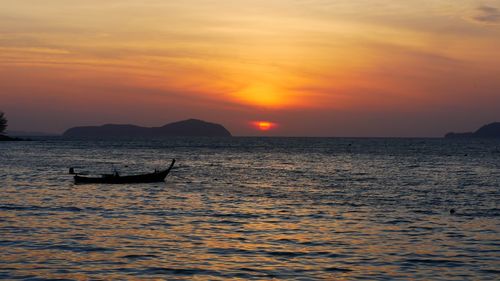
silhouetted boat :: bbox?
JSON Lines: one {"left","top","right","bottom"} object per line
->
{"left": 73, "top": 159, "right": 175, "bottom": 184}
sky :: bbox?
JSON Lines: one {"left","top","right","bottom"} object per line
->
{"left": 1, "top": 0, "right": 499, "bottom": 137}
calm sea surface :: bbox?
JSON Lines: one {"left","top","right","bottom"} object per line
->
{"left": 0, "top": 137, "right": 499, "bottom": 280}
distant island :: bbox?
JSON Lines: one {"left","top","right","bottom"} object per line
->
{"left": 63, "top": 119, "right": 232, "bottom": 138}
{"left": 6, "top": 130, "right": 59, "bottom": 137}
{"left": 445, "top": 122, "right": 500, "bottom": 138}
{"left": 0, "top": 135, "right": 24, "bottom": 141}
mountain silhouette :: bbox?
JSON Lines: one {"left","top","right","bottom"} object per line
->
{"left": 445, "top": 122, "right": 500, "bottom": 138}
{"left": 63, "top": 119, "right": 232, "bottom": 138}
{"left": 0, "top": 135, "right": 23, "bottom": 141}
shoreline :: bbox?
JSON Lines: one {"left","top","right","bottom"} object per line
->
{"left": 0, "top": 135, "right": 26, "bottom": 141}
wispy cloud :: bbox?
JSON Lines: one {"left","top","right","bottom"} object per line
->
{"left": 472, "top": 5, "right": 500, "bottom": 24}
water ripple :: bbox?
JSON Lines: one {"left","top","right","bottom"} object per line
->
{"left": 0, "top": 137, "right": 499, "bottom": 280}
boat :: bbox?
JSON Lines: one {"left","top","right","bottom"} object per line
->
{"left": 72, "top": 159, "right": 176, "bottom": 184}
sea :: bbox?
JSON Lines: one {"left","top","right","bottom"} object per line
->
{"left": 0, "top": 137, "right": 499, "bottom": 280}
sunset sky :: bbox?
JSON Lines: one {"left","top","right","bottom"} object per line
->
{"left": 1, "top": 0, "right": 499, "bottom": 136}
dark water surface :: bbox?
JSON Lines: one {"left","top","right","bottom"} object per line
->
{"left": 1, "top": 138, "right": 499, "bottom": 280}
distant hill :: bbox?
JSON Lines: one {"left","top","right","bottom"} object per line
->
{"left": 63, "top": 119, "right": 232, "bottom": 138}
{"left": 6, "top": 130, "right": 59, "bottom": 137}
{"left": 445, "top": 122, "right": 500, "bottom": 138}
{"left": 0, "top": 135, "right": 24, "bottom": 141}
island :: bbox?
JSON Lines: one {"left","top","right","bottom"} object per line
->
{"left": 63, "top": 119, "right": 232, "bottom": 138}
{"left": 0, "top": 135, "right": 24, "bottom": 141}
{"left": 445, "top": 122, "right": 500, "bottom": 138}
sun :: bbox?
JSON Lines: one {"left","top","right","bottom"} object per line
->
{"left": 258, "top": 122, "right": 272, "bottom": 131}
{"left": 252, "top": 121, "right": 277, "bottom": 131}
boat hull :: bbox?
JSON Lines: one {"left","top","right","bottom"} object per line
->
{"left": 74, "top": 159, "right": 175, "bottom": 184}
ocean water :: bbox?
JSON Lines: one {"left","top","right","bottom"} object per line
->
{"left": 0, "top": 137, "right": 499, "bottom": 280}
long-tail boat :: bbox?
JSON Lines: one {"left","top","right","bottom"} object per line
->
{"left": 72, "top": 159, "right": 175, "bottom": 184}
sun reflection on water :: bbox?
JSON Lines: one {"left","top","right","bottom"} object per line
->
{"left": 0, "top": 138, "right": 499, "bottom": 279}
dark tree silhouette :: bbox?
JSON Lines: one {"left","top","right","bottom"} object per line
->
{"left": 0, "top": 112, "right": 7, "bottom": 135}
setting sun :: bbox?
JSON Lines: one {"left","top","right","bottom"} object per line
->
{"left": 252, "top": 121, "right": 277, "bottom": 131}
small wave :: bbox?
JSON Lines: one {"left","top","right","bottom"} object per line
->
{"left": 353, "top": 177, "right": 378, "bottom": 182}
{"left": 481, "top": 269, "right": 500, "bottom": 274}
{"left": 236, "top": 268, "right": 279, "bottom": 278}
{"left": 403, "top": 258, "right": 464, "bottom": 267}
{"left": 228, "top": 272, "right": 257, "bottom": 279}
{"left": 0, "top": 204, "right": 83, "bottom": 212}
{"left": 212, "top": 213, "right": 260, "bottom": 219}
{"left": 445, "top": 232, "right": 466, "bottom": 238}
{"left": 413, "top": 209, "right": 439, "bottom": 215}
{"left": 66, "top": 234, "right": 89, "bottom": 241}
{"left": 213, "top": 219, "right": 243, "bottom": 225}
{"left": 0, "top": 205, "right": 39, "bottom": 211}
{"left": 237, "top": 267, "right": 260, "bottom": 272}
{"left": 276, "top": 238, "right": 295, "bottom": 243}
{"left": 55, "top": 206, "right": 83, "bottom": 212}
{"left": 208, "top": 248, "right": 253, "bottom": 255}
{"left": 327, "top": 253, "right": 348, "bottom": 258}
{"left": 385, "top": 219, "right": 412, "bottom": 224}
{"left": 265, "top": 249, "right": 336, "bottom": 258}
{"left": 41, "top": 244, "right": 113, "bottom": 253}
{"left": 136, "top": 267, "right": 220, "bottom": 276}
{"left": 266, "top": 251, "right": 308, "bottom": 258}
{"left": 22, "top": 277, "right": 73, "bottom": 281}
{"left": 120, "top": 254, "right": 158, "bottom": 260}
{"left": 324, "top": 267, "right": 353, "bottom": 273}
